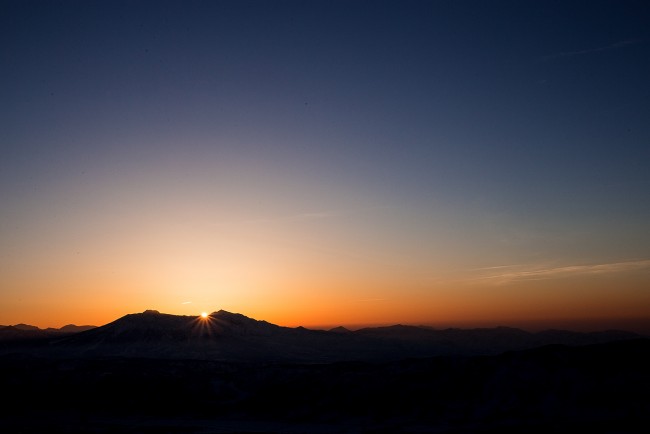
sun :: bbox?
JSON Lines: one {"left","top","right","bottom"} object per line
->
{"left": 201, "top": 312, "right": 208, "bottom": 318}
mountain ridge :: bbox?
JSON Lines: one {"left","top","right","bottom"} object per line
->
{"left": 0, "top": 323, "right": 97, "bottom": 341}
{"left": 1, "top": 309, "right": 642, "bottom": 363}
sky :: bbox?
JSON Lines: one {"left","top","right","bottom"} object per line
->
{"left": 1, "top": 0, "right": 649, "bottom": 332}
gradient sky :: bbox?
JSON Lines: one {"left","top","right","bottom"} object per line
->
{"left": 2, "top": 0, "right": 649, "bottom": 331}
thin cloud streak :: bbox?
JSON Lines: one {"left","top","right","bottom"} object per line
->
{"left": 472, "top": 264, "right": 525, "bottom": 271}
{"left": 212, "top": 206, "right": 391, "bottom": 227}
{"left": 224, "top": 211, "right": 342, "bottom": 225}
{"left": 477, "top": 259, "right": 650, "bottom": 285}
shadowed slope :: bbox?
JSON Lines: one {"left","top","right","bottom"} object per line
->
{"left": 1, "top": 309, "right": 642, "bottom": 362}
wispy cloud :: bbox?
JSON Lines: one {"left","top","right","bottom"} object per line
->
{"left": 540, "top": 39, "right": 639, "bottom": 61}
{"left": 475, "top": 259, "right": 650, "bottom": 285}
{"left": 213, "top": 210, "right": 344, "bottom": 227}
{"left": 181, "top": 301, "right": 192, "bottom": 305}
{"left": 282, "top": 211, "right": 344, "bottom": 221}
{"left": 472, "top": 264, "right": 525, "bottom": 271}
{"left": 214, "top": 206, "right": 390, "bottom": 227}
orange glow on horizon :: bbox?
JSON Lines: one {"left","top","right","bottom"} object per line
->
{"left": 2, "top": 253, "right": 650, "bottom": 334}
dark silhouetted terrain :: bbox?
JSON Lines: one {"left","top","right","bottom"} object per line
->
{"left": 0, "top": 323, "right": 96, "bottom": 341}
{"left": 0, "top": 310, "right": 641, "bottom": 362}
{"left": 1, "top": 310, "right": 648, "bottom": 433}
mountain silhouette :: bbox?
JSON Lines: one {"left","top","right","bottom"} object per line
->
{"left": 1, "top": 310, "right": 648, "bottom": 432}
{"left": 1, "top": 309, "right": 641, "bottom": 362}
{"left": 0, "top": 322, "right": 96, "bottom": 341}
{"left": 57, "top": 324, "right": 96, "bottom": 333}
{"left": 12, "top": 323, "right": 40, "bottom": 331}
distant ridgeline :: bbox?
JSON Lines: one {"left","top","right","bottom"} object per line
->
{"left": 0, "top": 323, "right": 96, "bottom": 341}
{"left": 1, "top": 310, "right": 649, "bottom": 432}
{"left": 0, "top": 309, "right": 642, "bottom": 362}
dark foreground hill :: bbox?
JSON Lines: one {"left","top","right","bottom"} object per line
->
{"left": 0, "top": 310, "right": 648, "bottom": 432}
{"left": 0, "top": 309, "right": 642, "bottom": 362}
{"left": 0, "top": 338, "right": 648, "bottom": 433}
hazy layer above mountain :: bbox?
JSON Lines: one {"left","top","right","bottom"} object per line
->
{"left": 0, "top": 310, "right": 641, "bottom": 362}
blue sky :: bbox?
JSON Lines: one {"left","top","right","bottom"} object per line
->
{"left": 1, "top": 1, "right": 649, "bottom": 329}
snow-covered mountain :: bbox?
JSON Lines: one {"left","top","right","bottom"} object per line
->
{"left": 2, "top": 309, "right": 640, "bottom": 362}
